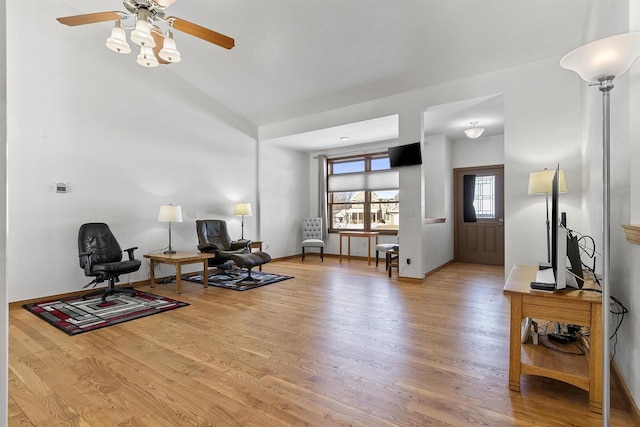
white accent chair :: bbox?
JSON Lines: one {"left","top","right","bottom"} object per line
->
{"left": 301, "top": 218, "right": 324, "bottom": 261}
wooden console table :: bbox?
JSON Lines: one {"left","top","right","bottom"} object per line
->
{"left": 144, "top": 252, "right": 214, "bottom": 294}
{"left": 503, "top": 264, "right": 603, "bottom": 413}
{"left": 339, "top": 231, "right": 379, "bottom": 265}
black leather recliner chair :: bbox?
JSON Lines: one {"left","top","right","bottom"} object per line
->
{"left": 195, "top": 220, "right": 251, "bottom": 270}
{"left": 78, "top": 223, "right": 141, "bottom": 302}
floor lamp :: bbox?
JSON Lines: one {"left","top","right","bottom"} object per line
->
{"left": 528, "top": 169, "right": 568, "bottom": 263}
{"left": 561, "top": 32, "right": 640, "bottom": 426}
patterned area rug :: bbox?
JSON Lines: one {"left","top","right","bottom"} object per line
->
{"left": 185, "top": 270, "right": 293, "bottom": 291}
{"left": 23, "top": 290, "right": 189, "bottom": 336}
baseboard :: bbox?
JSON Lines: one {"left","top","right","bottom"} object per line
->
{"left": 612, "top": 360, "right": 640, "bottom": 425}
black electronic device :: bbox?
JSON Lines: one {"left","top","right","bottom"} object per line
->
{"left": 388, "top": 142, "right": 422, "bottom": 168}
{"left": 530, "top": 281, "right": 556, "bottom": 291}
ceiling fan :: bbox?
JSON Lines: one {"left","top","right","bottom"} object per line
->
{"left": 57, "top": 0, "right": 234, "bottom": 67}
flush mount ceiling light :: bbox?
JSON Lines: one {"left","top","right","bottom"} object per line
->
{"left": 57, "top": 0, "right": 234, "bottom": 68}
{"left": 340, "top": 136, "right": 349, "bottom": 142}
{"left": 464, "top": 121, "right": 485, "bottom": 139}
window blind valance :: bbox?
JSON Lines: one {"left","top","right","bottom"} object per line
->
{"left": 328, "top": 169, "right": 399, "bottom": 192}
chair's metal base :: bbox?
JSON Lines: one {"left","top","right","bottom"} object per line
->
{"left": 82, "top": 277, "right": 136, "bottom": 303}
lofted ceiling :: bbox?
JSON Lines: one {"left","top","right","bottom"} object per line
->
{"left": 55, "top": 0, "right": 590, "bottom": 150}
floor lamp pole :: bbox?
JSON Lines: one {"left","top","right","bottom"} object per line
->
{"left": 600, "top": 77, "right": 613, "bottom": 425}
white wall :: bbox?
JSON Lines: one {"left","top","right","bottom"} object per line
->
{"left": 261, "top": 56, "right": 585, "bottom": 280}
{"left": 452, "top": 134, "right": 504, "bottom": 169}
{"left": 1, "top": 0, "right": 8, "bottom": 422}
{"left": 6, "top": 0, "right": 259, "bottom": 302}
{"left": 257, "top": 143, "right": 309, "bottom": 257}
{"left": 422, "top": 134, "right": 454, "bottom": 273}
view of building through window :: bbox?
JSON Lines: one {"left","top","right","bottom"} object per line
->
{"left": 328, "top": 153, "right": 399, "bottom": 233}
{"left": 473, "top": 175, "right": 496, "bottom": 218}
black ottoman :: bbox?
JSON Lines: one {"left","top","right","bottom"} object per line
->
{"left": 230, "top": 251, "right": 272, "bottom": 282}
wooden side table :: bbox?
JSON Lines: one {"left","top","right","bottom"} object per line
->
{"left": 503, "top": 264, "right": 603, "bottom": 413}
{"left": 339, "top": 231, "right": 379, "bottom": 265}
{"left": 249, "top": 241, "right": 263, "bottom": 271}
{"left": 144, "top": 251, "right": 214, "bottom": 293}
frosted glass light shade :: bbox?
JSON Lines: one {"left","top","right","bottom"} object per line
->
{"left": 528, "top": 169, "right": 568, "bottom": 195}
{"left": 464, "top": 121, "right": 485, "bottom": 139}
{"left": 234, "top": 202, "right": 252, "bottom": 216}
{"left": 158, "top": 205, "right": 183, "bottom": 222}
{"left": 105, "top": 22, "right": 131, "bottom": 54}
{"left": 137, "top": 46, "right": 159, "bottom": 67}
{"left": 560, "top": 32, "right": 640, "bottom": 82}
{"left": 159, "top": 32, "right": 181, "bottom": 63}
{"left": 130, "top": 19, "right": 155, "bottom": 47}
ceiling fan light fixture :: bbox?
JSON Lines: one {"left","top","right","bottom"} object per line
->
{"left": 130, "top": 18, "right": 155, "bottom": 47}
{"left": 136, "top": 45, "right": 159, "bottom": 67}
{"left": 105, "top": 20, "right": 131, "bottom": 54}
{"left": 464, "top": 121, "right": 485, "bottom": 139}
{"left": 158, "top": 31, "right": 181, "bottom": 63}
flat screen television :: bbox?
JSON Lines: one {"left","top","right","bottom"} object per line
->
{"left": 388, "top": 142, "right": 422, "bottom": 168}
{"left": 550, "top": 164, "right": 583, "bottom": 290}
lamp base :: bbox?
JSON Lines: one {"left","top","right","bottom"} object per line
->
{"left": 164, "top": 250, "right": 177, "bottom": 254}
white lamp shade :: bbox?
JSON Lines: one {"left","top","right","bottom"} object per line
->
{"left": 159, "top": 32, "right": 182, "bottom": 63}
{"left": 464, "top": 127, "right": 485, "bottom": 139}
{"left": 234, "top": 202, "right": 252, "bottom": 216}
{"left": 105, "top": 23, "right": 131, "bottom": 54}
{"left": 528, "top": 169, "right": 568, "bottom": 195}
{"left": 158, "top": 205, "right": 183, "bottom": 222}
{"left": 130, "top": 19, "right": 156, "bottom": 47}
{"left": 560, "top": 32, "right": 640, "bottom": 82}
{"left": 137, "top": 46, "right": 159, "bottom": 68}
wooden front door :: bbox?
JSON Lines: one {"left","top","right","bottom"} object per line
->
{"left": 454, "top": 165, "right": 504, "bottom": 265}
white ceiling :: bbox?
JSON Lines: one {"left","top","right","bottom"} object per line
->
{"left": 56, "top": 0, "right": 590, "bottom": 150}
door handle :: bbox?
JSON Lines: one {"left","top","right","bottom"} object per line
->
{"left": 498, "top": 218, "right": 504, "bottom": 226}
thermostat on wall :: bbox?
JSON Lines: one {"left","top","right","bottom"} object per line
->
{"left": 55, "top": 182, "right": 69, "bottom": 193}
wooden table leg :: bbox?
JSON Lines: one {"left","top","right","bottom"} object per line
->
{"left": 149, "top": 260, "right": 156, "bottom": 288}
{"left": 508, "top": 294, "right": 523, "bottom": 392}
{"left": 202, "top": 259, "right": 209, "bottom": 289}
{"left": 589, "top": 302, "right": 603, "bottom": 413}
{"left": 367, "top": 236, "right": 372, "bottom": 265}
{"left": 175, "top": 263, "right": 182, "bottom": 294}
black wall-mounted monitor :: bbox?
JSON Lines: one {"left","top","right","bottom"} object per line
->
{"left": 388, "top": 142, "right": 422, "bottom": 168}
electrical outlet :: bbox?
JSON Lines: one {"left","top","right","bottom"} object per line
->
{"left": 406, "top": 258, "right": 411, "bottom": 265}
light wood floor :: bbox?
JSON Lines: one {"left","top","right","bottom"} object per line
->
{"left": 8, "top": 258, "right": 636, "bottom": 426}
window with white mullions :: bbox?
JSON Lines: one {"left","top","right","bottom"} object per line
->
{"left": 473, "top": 175, "right": 496, "bottom": 219}
{"left": 327, "top": 153, "right": 399, "bottom": 233}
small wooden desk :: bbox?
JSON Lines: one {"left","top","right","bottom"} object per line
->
{"left": 144, "top": 252, "right": 214, "bottom": 294}
{"left": 503, "top": 264, "right": 603, "bottom": 413}
{"left": 339, "top": 231, "right": 379, "bottom": 265}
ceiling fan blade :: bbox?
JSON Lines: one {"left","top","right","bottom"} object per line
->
{"left": 167, "top": 17, "right": 234, "bottom": 49}
{"left": 151, "top": 31, "right": 171, "bottom": 65}
{"left": 57, "top": 12, "right": 122, "bottom": 26}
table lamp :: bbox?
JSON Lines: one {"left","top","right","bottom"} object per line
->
{"left": 234, "top": 202, "right": 252, "bottom": 240}
{"left": 158, "top": 204, "right": 183, "bottom": 254}
{"left": 528, "top": 168, "right": 568, "bottom": 263}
